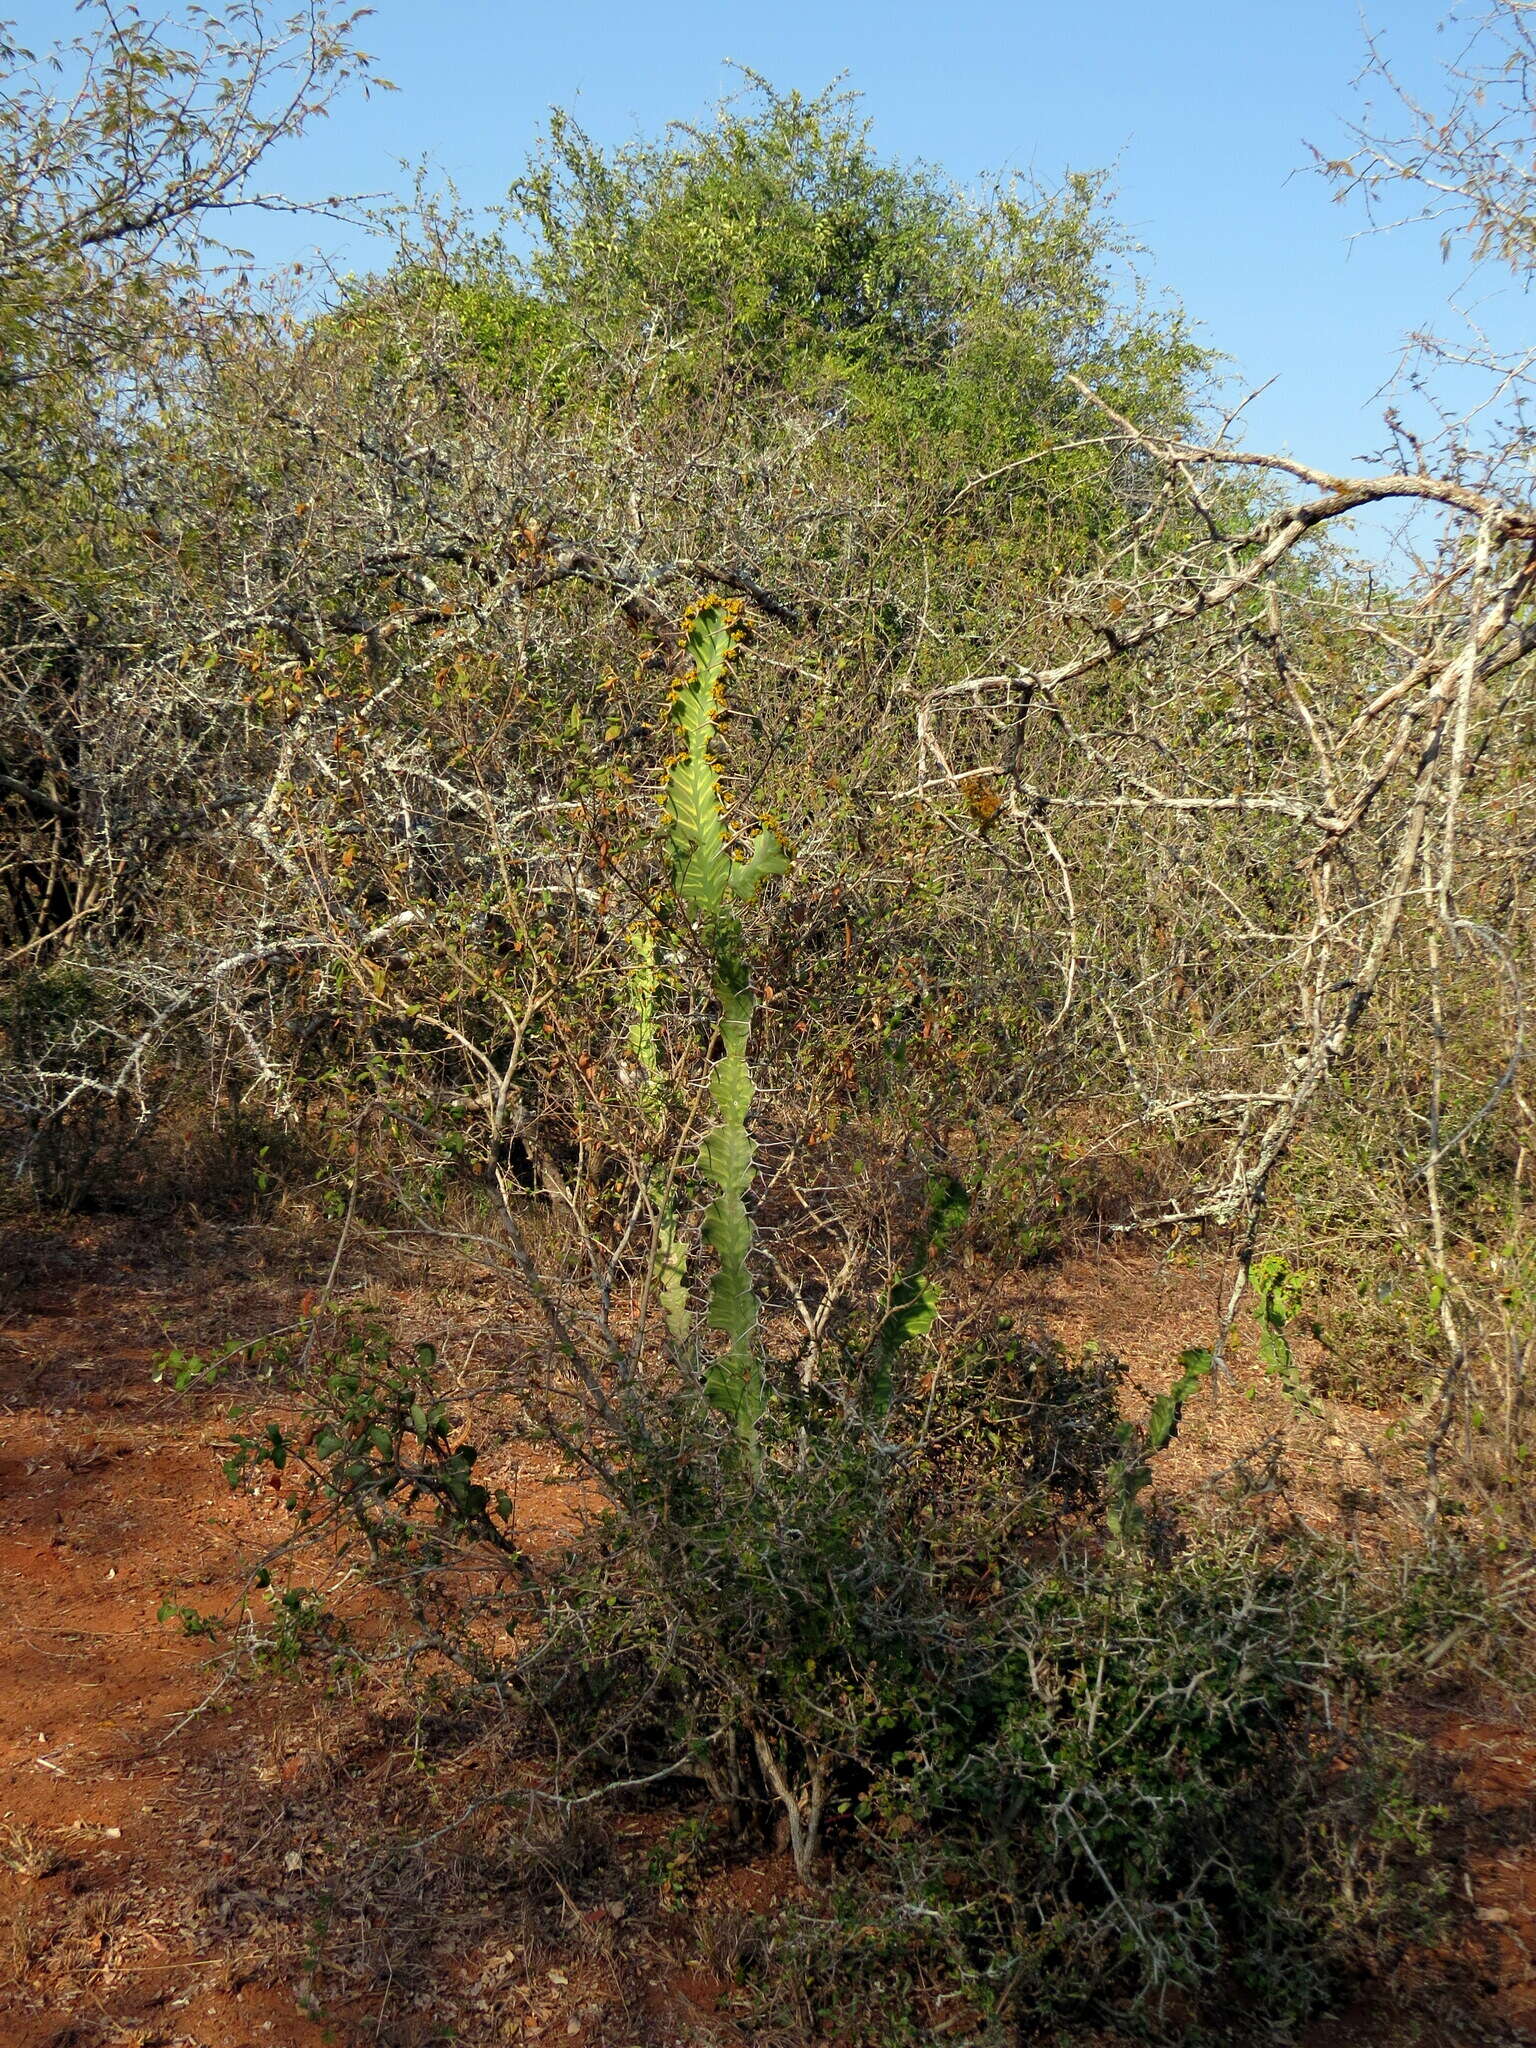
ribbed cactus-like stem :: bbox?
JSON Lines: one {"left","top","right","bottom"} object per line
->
{"left": 659, "top": 602, "right": 788, "bottom": 1446}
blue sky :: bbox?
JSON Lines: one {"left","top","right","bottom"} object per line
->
{"left": 14, "top": 1, "right": 1526, "bottom": 478}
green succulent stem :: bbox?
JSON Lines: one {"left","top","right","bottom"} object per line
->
{"left": 658, "top": 601, "right": 788, "bottom": 1449}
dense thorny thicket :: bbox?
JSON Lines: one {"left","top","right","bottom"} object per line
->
{"left": 6, "top": 6, "right": 1536, "bottom": 2041}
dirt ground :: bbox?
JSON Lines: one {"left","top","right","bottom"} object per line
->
{"left": 1, "top": 1215, "right": 1532, "bottom": 2047}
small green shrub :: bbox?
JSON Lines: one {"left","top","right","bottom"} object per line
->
{"left": 500, "top": 1343, "right": 1439, "bottom": 2042}
{"left": 188, "top": 1265, "right": 1456, "bottom": 2045}
{"left": 208, "top": 1320, "right": 528, "bottom": 1578}
{"left": 748, "top": 1542, "right": 1438, "bottom": 2045}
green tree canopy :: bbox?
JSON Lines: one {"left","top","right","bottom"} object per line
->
{"left": 397, "top": 77, "right": 1200, "bottom": 507}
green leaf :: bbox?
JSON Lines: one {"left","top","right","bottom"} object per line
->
{"left": 866, "top": 1177, "right": 970, "bottom": 1417}
{"left": 729, "top": 827, "right": 790, "bottom": 900}
{"left": 1107, "top": 1346, "right": 1214, "bottom": 1543}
